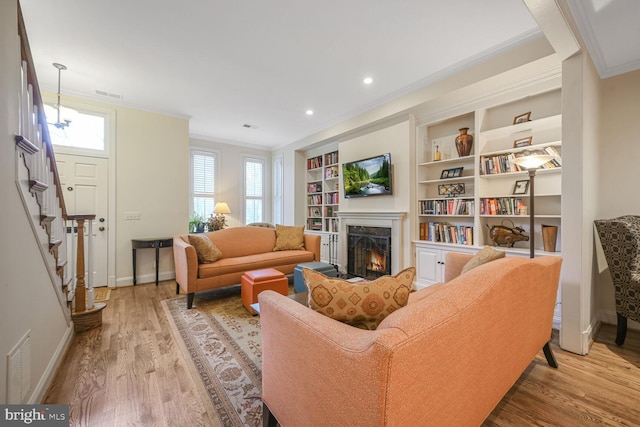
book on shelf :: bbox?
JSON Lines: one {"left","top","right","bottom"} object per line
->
{"left": 307, "top": 207, "right": 322, "bottom": 217}
{"left": 419, "top": 199, "right": 475, "bottom": 216}
{"left": 324, "top": 165, "right": 339, "bottom": 179}
{"left": 307, "top": 194, "right": 322, "bottom": 205}
{"left": 307, "top": 156, "right": 323, "bottom": 170}
{"left": 419, "top": 222, "right": 473, "bottom": 246}
{"left": 307, "top": 182, "right": 322, "bottom": 193}
{"left": 325, "top": 191, "right": 339, "bottom": 205}
{"left": 324, "top": 151, "right": 339, "bottom": 165}
{"left": 306, "top": 218, "right": 322, "bottom": 231}
{"left": 480, "top": 197, "right": 526, "bottom": 216}
{"left": 479, "top": 147, "right": 562, "bottom": 175}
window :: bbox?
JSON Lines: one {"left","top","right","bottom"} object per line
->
{"left": 44, "top": 104, "right": 106, "bottom": 152}
{"left": 244, "top": 157, "right": 264, "bottom": 224}
{"left": 191, "top": 150, "right": 217, "bottom": 220}
{"left": 272, "top": 156, "right": 283, "bottom": 225}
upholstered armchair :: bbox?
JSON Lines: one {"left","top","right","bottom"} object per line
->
{"left": 594, "top": 215, "right": 640, "bottom": 345}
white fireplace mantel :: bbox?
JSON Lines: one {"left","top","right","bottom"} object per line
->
{"left": 336, "top": 211, "right": 406, "bottom": 275}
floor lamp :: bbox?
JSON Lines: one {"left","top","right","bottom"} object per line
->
{"left": 511, "top": 153, "right": 557, "bottom": 259}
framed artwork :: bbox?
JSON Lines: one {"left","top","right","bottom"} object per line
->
{"left": 513, "top": 179, "right": 530, "bottom": 195}
{"left": 513, "top": 112, "right": 531, "bottom": 124}
{"left": 438, "top": 182, "right": 465, "bottom": 197}
{"left": 513, "top": 136, "right": 533, "bottom": 148}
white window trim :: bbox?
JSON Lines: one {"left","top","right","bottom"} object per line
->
{"left": 243, "top": 156, "right": 265, "bottom": 225}
{"left": 190, "top": 148, "right": 219, "bottom": 218}
{"left": 272, "top": 154, "right": 283, "bottom": 225}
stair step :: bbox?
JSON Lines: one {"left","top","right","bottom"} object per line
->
{"left": 30, "top": 179, "right": 48, "bottom": 192}
{"left": 40, "top": 214, "right": 56, "bottom": 223}
{"left": 15, "top": 134, "right": 39, "bottom": 155}
{"left": 50, "top": 239, "right": 62, "bottom": 250}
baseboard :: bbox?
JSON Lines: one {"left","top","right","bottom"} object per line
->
{"left": 599, "top": 309, "right": 640, "bottom": 331}
{"left": 29, "top": 324, "right": 74, "bottom": 404}
{"left": 115, "top": 270, "right": 176, "bottom": 287}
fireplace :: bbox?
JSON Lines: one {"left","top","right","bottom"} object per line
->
{"left": 347, "top": 226, "right": 391, "bottom": 279}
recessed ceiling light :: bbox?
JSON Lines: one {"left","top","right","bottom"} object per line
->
{"left": 363, "top": 77, "right": 373, "bottom": 85}
{"left": 306, "top": 109, "right": 314, "bottom": 116}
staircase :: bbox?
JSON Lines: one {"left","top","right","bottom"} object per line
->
{"left": 14, "top": 5, "right": 101, "bottom": 328}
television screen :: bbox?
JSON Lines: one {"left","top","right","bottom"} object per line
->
{"left": 342, "top": 153, "right": 392, "bottom": 198}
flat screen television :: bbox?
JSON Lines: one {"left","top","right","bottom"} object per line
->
{"left": 342, "top": 153, "right": 392, "bottom": 198}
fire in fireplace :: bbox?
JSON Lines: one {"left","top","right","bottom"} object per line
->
{"left": 347, "top": 226, "right": 392, "bottom": 279}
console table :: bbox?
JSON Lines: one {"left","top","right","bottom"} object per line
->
{"left": 131, "top": 237, "right": 173, "bottom": 286}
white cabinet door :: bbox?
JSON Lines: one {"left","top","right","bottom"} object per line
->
{"left": 416, "top": 246, "right": 443, "bottom": 288}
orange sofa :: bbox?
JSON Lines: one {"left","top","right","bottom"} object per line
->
{"left": 173, "top": 226, "right": 320, "bottom": 308}
{"left": 259, "top": 252, "right": 562, "bottom": 426}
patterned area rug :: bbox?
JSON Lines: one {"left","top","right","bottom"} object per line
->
{"left": 162, "top": 286, "right": 264, "bottom": 427}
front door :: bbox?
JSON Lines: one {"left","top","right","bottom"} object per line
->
{"left": 56, "top": 153, "right": 109, "bottom": 287}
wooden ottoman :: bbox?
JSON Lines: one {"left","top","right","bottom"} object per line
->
{"left": 241, "top": 268, "right": 288, "bottom": 314}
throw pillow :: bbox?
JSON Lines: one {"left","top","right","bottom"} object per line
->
{"left": 188, "top": 234, "right": 223, "bottom": 263}
{"left": 273, "top": 224, "right": 305, "bottom": 251}
{"left": 460, "top": 246, "right": 505, "bottom": 274}
{"left": 303, "top": 267, "right": 415, "bottom": 330}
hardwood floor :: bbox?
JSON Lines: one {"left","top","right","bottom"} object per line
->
{"left": 44, "top": 281, "right": 640, "bottom": 426}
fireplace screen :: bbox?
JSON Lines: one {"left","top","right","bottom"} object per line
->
{"left": 347, "top": 226, "right": 391, "bottom": 279}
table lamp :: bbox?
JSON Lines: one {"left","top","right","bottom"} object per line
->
{"left": 510, "top": 152, "right": 557, "bottom": 258}
{"left": 214, "top": 202, "right": 231, "bottom": 217}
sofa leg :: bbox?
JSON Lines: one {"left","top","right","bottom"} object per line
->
{"left": 542, "top": 342, "right": 558, "bottom": 368}
{"left": 616, "top": 312, "right": 628, "bottom": 346}
{"left": 263, "top": 402, "right": 277, "bottom": 427}
{"left": 176, "top": 282, "right": 180, "bottom": 295}
{"left": 187, "top": 293, "right": 195, "bottom": 309}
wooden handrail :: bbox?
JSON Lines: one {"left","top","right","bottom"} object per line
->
{"left": 17, "top": 3, "right": 67, "bottom": 219}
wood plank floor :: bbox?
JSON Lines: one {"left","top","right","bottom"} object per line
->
{"left": 44, "top": 281, "right": 640, "bottom": 426}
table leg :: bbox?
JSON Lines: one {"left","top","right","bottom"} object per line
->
{"left": 155, "top": 246, "right": 160, "bottom": 286}
{"left": 132, "top": 248, "right": 137, "bottom": 285}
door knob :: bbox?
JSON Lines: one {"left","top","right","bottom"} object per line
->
{"left": 99, "top": 227, "right": 105, "bottom": 231}
{"left": 99, "top": 218, "right": 105, "bottom": 222}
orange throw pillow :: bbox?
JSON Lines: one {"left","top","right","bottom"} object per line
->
{"left": 303, "top": 267, "right": 415, "bottom": 330}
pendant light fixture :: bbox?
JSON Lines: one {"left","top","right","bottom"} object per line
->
{"left": 52, "top": 62, "right": 72, "bottom": 129}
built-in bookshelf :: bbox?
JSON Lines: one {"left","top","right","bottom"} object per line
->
{"left": 305, "top": 149, "right": 340, "bottom": 233}
{"left": 415, "top": 87, "right": 562, "bottom": 259}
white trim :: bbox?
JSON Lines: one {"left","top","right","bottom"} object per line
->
{"left": 28, "top": 325, "right": 74, "bottom": 404}
{"left": 190, "top": 148, "right": 219, "bottom": 218}
{"left": 243, "top": 155, "right": 266, "bottom": 224}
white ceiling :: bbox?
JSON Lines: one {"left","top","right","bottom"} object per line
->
{"left": 18, "top": 1, "right": 639, "bottom": 149}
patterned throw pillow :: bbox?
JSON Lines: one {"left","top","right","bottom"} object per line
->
{"left": 188, "top": 234, "right": 223, "bottom": 263}
{"left": 273, "top": 224, "right": 305, "bottom": 251}
{"left": 303, "top": 267, "right": 415, "bottom": 330}
{"left": 461, "top": 246, "right": 505, "bottom": 274}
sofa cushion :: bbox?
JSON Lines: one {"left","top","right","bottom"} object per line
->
{"left": 461, "top": 246, "right": 505, "bottom": 274}
{"left": 303, "top": 267, "right": 415, "bottom": 330}
{"left": 273, "top": 224, "right": 305, "bottom": 251}
{"left": 188, "top": 234, "right": 223, "bottom": 263}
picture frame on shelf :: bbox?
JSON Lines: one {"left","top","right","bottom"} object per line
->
{"left": 440, "top": 166, "right": 463, "bottom": 179}
{"left": 513, "top": 179, "right": 530, "bottom": 195}
{"left": 513, "top": 112, "right": 531, "bottom": 124}
{"left": 513, "top": 136, "right": 533, "bottom": 148}
{"left": 438, "top": 182, "right": 465, "bottom": 197}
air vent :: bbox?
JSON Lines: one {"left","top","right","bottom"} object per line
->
{"left": 95, "top": 89, "right": 123, "bottom": 100}
{"left": 243, "top": 124, "right": 259, "bottom": 129}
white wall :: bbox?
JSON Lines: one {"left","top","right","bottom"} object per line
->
{"left": 338, "top": 120, "right": 413, "bottom": 270}
{"left": 1, "top": 0, "right": 71, "bottom": 403}
{"left": 594, "top": 68, "right": 640, "bottom": 325}
{"left": 190, "top": 137, "right": 272, "bottom": 227}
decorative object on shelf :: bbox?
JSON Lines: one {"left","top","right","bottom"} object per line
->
{"left": 513, "top": 111, "right": 531, "bottom": 124}
{"left": 438, "top": 182, "right": 465, "bottom": 197}
{"left": 513, "top": 136, "right": 533, "bottom": 148}
{"left": 486, "top": 219, "right": 529, "bottom": 247}
{"left": 209, "top": 202, "right": 231, "bottom": 231}
{"left": 511, "top": 151, "right": 558, "bottom": 258}
{"left": 542, "top": 225, "right": 558, "bottom": 252}
{"left": 513, "top": 179, "right": 530, "bottom": 195}
{"left": 455, "top": 127, "right": 473, "bottom": 157}
{"left": 433, "top": 145, "right": 441, "bottom": 161}
{"left": 440, "top": 166, "right": 463, "bottom": 179}
{"left": 189, "top": 212, "right": 206, "bottom": 233}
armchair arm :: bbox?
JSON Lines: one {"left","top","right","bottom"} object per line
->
{"left": 172, "top": 236, "right": 198, "bottom": 293}
{"left": 303, "top": 233, "right": 321, "bottom": 261}
{"left": 258, "top": 290, "right": 405, "bottom": 427}
{"left": 444, "top": 251, "right": 474, "bottom": 282}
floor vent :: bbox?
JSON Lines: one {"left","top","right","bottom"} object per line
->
{"left": 6, "top": 330, "right": 31, "bottom": 404}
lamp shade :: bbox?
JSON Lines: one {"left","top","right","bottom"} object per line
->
{"left": 214, "top": 202, "right": 231, "bottom": 214}
{"left": 511, "top": 152, "right": 557, "bottom": 169}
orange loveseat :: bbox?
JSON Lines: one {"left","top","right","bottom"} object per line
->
{"left": 259, "top": 252, "right": 562, "bottom": 426}
{"left": 173, "top": 226, "right": 320, "bottom": 308}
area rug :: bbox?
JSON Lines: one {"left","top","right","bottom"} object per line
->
{"left": 162, "top": 286, "right": 264, "bottom": 427}
{"left": 93, "top": 287, "right": 111, "bottom": 302}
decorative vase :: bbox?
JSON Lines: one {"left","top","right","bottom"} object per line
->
{"left": 433, "top": 145, "right": 441, "bottom": 161}
{"left": 542, "top": 225, "right": 558, "bottom": 252}
{"left": 455, "top": 127, "right": 473, "bottom": 157}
